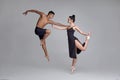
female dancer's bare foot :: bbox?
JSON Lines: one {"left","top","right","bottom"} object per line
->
{"left": 87, "top": 36, "right": 90, "bottom": 40}
{"left": 71, "top": 66, "right": 76, "bottom": 73}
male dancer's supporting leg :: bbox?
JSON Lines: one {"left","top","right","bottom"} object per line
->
{"left": 41, "top": 29, "right": 51, "bottom": 61}
{"left": 41, "top": 40, "right": 49, "bottom": 61}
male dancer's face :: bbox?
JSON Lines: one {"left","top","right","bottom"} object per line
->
{"left": 48, "top": 14, "right": 54, "bottom": 19}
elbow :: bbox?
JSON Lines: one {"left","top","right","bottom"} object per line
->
{"left": 81, "top": 32, "right": 84, "bottom": 35}
{"left": 79, "top": 31, "right": 83, "bottom": 35}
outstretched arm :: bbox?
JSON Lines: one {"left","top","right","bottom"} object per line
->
{"left": 23, "top": 9, "right": 44, "bottom": 16}
{"left": 74, "top": 26, "right": 89, "bottom": 36}
{"left": 52, "top": 25, "right": 68, "bottom": 30}
{"left": 48, "top": 20, "right": 68, "bottom": 27}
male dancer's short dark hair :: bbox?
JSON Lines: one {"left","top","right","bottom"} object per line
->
{"left": 48, "top": 11, "right": 55, "bottom": 15}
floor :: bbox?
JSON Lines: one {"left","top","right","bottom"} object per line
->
{"left": 0, "top": 64, "right": 120, "bottom": 80}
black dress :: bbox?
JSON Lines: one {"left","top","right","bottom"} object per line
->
{"left": 67, "top": 27, "right": 85, "bottom": 59}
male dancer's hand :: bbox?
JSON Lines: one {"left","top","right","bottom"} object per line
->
{"left": 23, "top": 11, "right": 28, "bottom": 15}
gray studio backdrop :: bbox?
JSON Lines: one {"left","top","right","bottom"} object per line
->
{"left": 0, "top": 0, "right": 120, "bottom": 71}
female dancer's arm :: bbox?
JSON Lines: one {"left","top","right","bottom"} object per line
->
{"left": 74, "top": 26, "right": 89, "bottom": 36}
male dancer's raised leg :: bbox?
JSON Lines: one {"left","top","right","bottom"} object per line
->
{"left": 41, "top": 29, "right": 51, "bottom": 46}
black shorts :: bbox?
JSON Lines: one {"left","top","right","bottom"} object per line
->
{"left": 35, "top": 27, "right": 46, "bottom": 40}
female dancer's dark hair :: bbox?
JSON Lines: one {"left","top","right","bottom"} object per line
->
{"left": 69, "top": 15, "right": 75, "bottom": 22}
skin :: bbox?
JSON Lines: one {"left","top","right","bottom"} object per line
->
{"left": 23, "top": 9, "right": 66, "bottom": 61}
{"left": 53, "top": 17, "right": 91, "bottom": 73}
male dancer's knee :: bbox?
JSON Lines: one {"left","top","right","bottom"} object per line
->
{"left": 46, "top": 29, "right": 51, "bottom": 34}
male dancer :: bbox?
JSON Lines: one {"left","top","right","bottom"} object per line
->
{"left": 23, "top": 9, "right": 65, "bottom": 61}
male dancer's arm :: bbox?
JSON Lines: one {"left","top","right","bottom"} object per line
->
{"left": 23, "top": 9, "right": 44, "bottom": 16}
{"left": 52, "top": 25, "right": 68, "bottom": 30}
{"left": 48, "top": 20, "right": 68, "bottom": 27}
{"left": 74, "top": 26, "right": 89, "bottom": 36}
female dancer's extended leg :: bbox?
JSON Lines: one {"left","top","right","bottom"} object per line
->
{"left": 71, "top": 35, "right": 90, "bottom": 73}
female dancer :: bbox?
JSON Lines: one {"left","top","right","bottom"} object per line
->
{"left": 53, "top": 15, "right": 91, "bottom": 73}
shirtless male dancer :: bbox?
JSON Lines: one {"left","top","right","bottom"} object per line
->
{"left": 23, "top": 9, "right": 65, "bottom": 61}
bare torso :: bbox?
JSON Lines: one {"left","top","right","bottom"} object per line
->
{"left": 36, "top": 14, "right": 49, "bottom": 28}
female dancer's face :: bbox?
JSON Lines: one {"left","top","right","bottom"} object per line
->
{"left": 68, "top": 18, "right": 73, "bottom": 23}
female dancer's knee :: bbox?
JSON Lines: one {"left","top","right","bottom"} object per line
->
{"left": 75, "top": 40, "right": 86, "bottom": 51}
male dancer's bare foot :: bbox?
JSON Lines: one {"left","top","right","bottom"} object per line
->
{"left": 45, "top": 56, "right": 50, "bottom": 62}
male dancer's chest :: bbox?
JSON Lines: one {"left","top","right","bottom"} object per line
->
{"left": 36, "top": 17, "right": 48, "bottom": 28}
